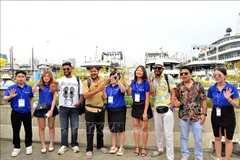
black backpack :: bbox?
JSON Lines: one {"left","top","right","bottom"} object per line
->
{"left": 76, "top": 76, "right": 91, "bottom": 115}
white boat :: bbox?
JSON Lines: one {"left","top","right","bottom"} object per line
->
{"left": 145, "top": 52, "right": 180, "bottom": 77}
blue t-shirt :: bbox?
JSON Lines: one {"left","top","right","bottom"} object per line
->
{"left": 207, "top": 82, "right": 239, "bottom": 108}
{"left": 37, "top": 84, "right": 54, "bottom": 106}
{"left": 106, "top": 84, "right": 126, "bottom": 108}
{"left": 4, "top": 83, "right": 34, "bottom": 113}
{"left": 131, "top": 80, "right": 150, "bottom": 101}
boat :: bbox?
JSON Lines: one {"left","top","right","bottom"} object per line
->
{"left": 144, "top": 51, "right": 180, "bottom": 78}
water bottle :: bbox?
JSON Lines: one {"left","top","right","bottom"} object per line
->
{"left": 44, "top": 113, "right": 49, "bottom": 118}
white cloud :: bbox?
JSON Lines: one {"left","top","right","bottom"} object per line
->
{"left": 1, "top": 1, "right": 240, "bottom": 66}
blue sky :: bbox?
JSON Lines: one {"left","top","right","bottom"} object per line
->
{"left": 1, "top": 1, "right": 240, "bottom": 66}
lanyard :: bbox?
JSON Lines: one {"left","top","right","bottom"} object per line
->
{"left": 135, "top": 81, "right": 142, "bottom": 93}
{"left": 17, "top": 87, "right": 26, "bottom": 99}
{"left": 110, "top": 86, "right": 117, "bottom": 96}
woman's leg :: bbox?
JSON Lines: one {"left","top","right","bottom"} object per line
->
{"left": 215, "top": 127, "right": 222, "bottom": 159}
{"left": 141, "top": 119, "right": 149, "bottom": 155}
{"left": 119, "top": 132, "right": 125, "bottom": 149}
{"left": 38, "top": 118, "right": 46, "bottom": 148}
{"left": 48, "top": 117, "right": 55, "bottom": 146}
{"left": 133, "top": 118, "right": 140, "bottom": 153}
{"left": 111, "top": 133, "right": 117, "bottom": 147}
{"left": 224, "top": 129, "right": 233, "bottom": 160}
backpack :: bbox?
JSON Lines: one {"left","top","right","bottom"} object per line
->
{"left": 164, "top": 74, "right": 170, "bottom": 93}
{"left": 76, "top": 76, "right": 91, "bottom": 115}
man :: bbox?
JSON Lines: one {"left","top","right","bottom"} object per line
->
{"left": 0, "top": 74, "right": 15, "bottom": 88}
{"left": 149, "top": 61, "right": 176, "bottom": 160}
{"left": 173, "top": 66, "right": 207, "bottom": 160}
{"left": 3, "top": 70, "right": 34, "bottom": 157}
{"left": 82, "top": 66, "right": 109, "bottom": 159}
{"left": 56, "top": 62, "right": 82, "bottom": 155}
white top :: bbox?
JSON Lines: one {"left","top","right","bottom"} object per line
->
{"left": 0, "top": 80, "right": 15, "bottom": 89}
{"left": 57, "top": 76, "right": 82, "bottom": 108}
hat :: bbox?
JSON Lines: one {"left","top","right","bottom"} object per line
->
{"left": 1, "top": 74, "right": 11, "bottom": 79}
{"left": 153, "top": 61, "right": 164, "bottom": 68}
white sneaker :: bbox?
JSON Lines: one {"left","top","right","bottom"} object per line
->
{"left": 11, "top": 148, "right": 21, "bottom": 157}
{"left": 194, "top": 157, "right": 203, "bottom": 160}
{"left": 58, "top": 145, "right": 68, "bottom": 155}
{"left": 181, "top": 156, "right": 189, "bottom": 160}
{"left": 72, "top": 146, "right": 80, "bottom": 153}
{"left": 26, "top": 146, "right": 33, "bottom": 155}
{"left": 109, "top": 147, "right": 118, "bottom": 154}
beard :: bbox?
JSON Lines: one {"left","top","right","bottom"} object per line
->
{"left": 154, "top": 71, "right": 163, "bottom": 76}
{"left": 64, "top": 72, "right": 71, "bottom": 77}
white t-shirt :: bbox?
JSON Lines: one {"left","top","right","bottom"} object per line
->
{"left": 57, "top": 76, "right": 82, "bottom": 108}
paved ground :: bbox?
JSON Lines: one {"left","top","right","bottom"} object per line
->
{"left": 0, "top": 139, "right": 239, "bottom": 160}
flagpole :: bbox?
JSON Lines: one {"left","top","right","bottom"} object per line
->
{"left": 32, "top": 47, "right": 34, "bottom": 74}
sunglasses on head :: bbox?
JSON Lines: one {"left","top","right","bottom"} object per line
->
{"left": 63, "top": 68, "right": 70, "bottom": 71}
{"left": 213, "top": 74, "right": 222, "bottom": 78}
{"left": 154, "top": 67, "right": 163, "bottom": 70}
{"left": 180, "top": 72, "right": 189, "bottom": 76}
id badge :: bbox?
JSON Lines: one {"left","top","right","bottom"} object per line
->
{"left": 135, "top": 93, "right": 140, "bottom": 102}
{"left": 216, "top": 107, "right": 221, "bottom": 117}
{"left": 108, "top": 96, "right": 113, "bottom": 104}
{"left": 18, "top": 99, "right": 25, "bottom": 107}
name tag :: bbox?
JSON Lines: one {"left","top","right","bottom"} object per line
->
{"left": 216, "top": 107, "right": 221, "bottom": 117}
{"left": 18, "top": 99, "right": 25, "bottom": 107}
{"left": 108, "top": 96, "right": 113, "bottom": 104}
{"left": 135, "top": 93, "right": 140, "bottom": 102}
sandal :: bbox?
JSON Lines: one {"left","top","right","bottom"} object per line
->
{"left": 109, "top": 146, "right": 118, "bottom": 154}
{"left": 86, "top": 151, "right": 93, "bottom": 159}
{"left": 134, "top": 146, "right": 140, "bottom": 156}
{"left": 141, "top": 148, "right": 147, "bottom": 157}
{"left": 116, "top": 148, "right": 124, "bottom": 156}
{"left": 151, "top": 150, "right": 164, "bottom": 157}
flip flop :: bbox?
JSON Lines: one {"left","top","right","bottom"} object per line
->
{"left": 151, "top": 150, "right": 164, "bottom": 157}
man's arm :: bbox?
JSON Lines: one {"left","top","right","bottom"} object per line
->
{"left": 84, "top": 84, "right": 105, "bottom": 99}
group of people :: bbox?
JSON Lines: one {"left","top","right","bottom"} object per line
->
{"left": 3, "top": 61, "right": 239, "bottom": 160}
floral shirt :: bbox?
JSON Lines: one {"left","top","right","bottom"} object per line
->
{"left": 153, "top": 74, "right": 176, "bottom": 107}
{"left": 176, "top": 80, "right": 207, "bottom": 122}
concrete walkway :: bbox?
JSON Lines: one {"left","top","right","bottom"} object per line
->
{"left": 0, "top": 139, "right": 239, "bottom": 160}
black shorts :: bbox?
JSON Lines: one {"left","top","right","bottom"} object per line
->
{"left": 34, "top": 105, "right": 59, "bottom": 118}
{"left": 211, "top": 107, "right": 236, "bottom": 140}
{"left": 107, "top": 106, "right": 126, "bottom": 133}
{"left": 131, "top": 101, "right": 153, "bottom": 120}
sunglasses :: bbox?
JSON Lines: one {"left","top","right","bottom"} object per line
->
{"left": 63, "top": 68, "right": 70, "bottom": 71}
{"left": 213, "top": 74, "right": 222, "bottom": 78}
{"left": 154, "top": 67, "right": 163, "bottom": 70}
{"left": 180, "top": 72, "right": 189, "bottom": 76}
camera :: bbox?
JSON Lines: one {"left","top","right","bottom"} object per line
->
{"left": 44, "top": 113, "right": 49, "bottom": 118}
{"left": 114, "top": 76, "right": 118, "bottom": 81}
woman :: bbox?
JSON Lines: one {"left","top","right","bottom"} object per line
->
{"left": 207, "top": 68, "right": 239, "bottom": 160}
{"left": 125, "top": 65, "right": 152, "bottom": 157}
{"left": 106, "top": 72, "right": 127, "bottom": 156}
{"left": 33, "top": 70, "right": 59, "bottom": 153}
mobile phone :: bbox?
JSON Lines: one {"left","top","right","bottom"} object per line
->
{"left": 114, "top": 76, "right": 119, "bottom": 81}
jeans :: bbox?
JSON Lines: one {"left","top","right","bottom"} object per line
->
{"left": 85, "top": 110, "right": 105, "bottom": 152}
{"left": 59, "top": 106, "right": 79, "bottom": 147}
{"left": 154, "top": 106, "right": 174, "bottom": 160}
{"left": 179, "top": 118, "right": 203, "bottom": 159}
{"left": 11, "top": 110, "right": 32, "bottom": 148}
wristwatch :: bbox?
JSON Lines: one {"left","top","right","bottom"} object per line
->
{"left": 202, "top": 113, "right": 207, "bottom": 116}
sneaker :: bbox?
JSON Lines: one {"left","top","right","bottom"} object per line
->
{"left": 72, "top": 146, "right": 80, "bottom": 153}
{"left": 194, "top": 157, "right": 203, "bottom": 160}
{"left": 116, "top": 148, "right": 124, "bottom": 156}
{"left": 181, "top": 156, "right": 189, "bottom": 160}
{"left": 98, "top": 147, "right": 109, "bottom": 154}
{"left": 86, "top": 151, "right": 93, "bottom": 159}
{"left": 58, "top": 145, "right": 68, "bottom": 155}
{"left": 11, "top": 148, "right": 21, "bottom": 157}
{"left": 109, "top": 147, "right": 118, "bottom": 154}
{"left": 26, "top": 146, "right": 33, "bottom": 155}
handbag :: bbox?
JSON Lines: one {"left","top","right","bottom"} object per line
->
{"left": 156, "top": 106, "right": 169, "bottom": 114}
{"left": 35, "top": 91, "right": 49, "bottom": 111}
{"left": 35, "top": 104, "right": 48, "bottom": 110}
